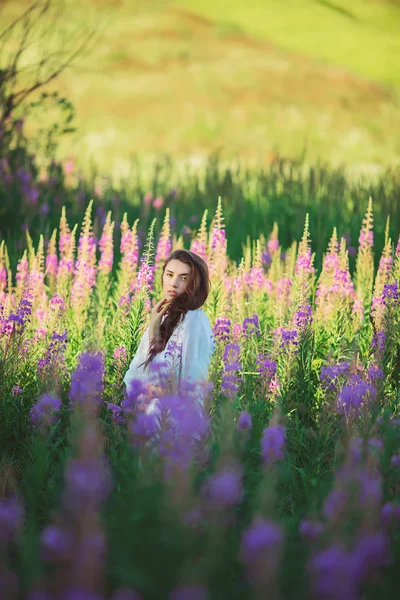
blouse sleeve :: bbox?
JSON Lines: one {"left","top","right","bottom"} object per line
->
{"left": 180, "top": 310, "right": 216, "bottom": 405}
{"left": 123, "top": 326, "right": 150, "bottom": 389}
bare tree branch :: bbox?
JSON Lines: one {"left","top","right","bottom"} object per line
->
{"left": 0, "top": 0, "right": 99, "bottom": 123}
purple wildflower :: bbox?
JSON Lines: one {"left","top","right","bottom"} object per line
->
{"left": 107, "top": 403, "right": 124, "bottom": 425}
{"left": 64, "top": 458, "right": 110, "bottom": 511}
{"left": 256, "top": 355, "right": 277, "bottom": 381}
{"left": 309, "top": 544, "right": 357, "bottom": 600}
{"left": 69, "top": 352, "right": 104, "bottom": 409}
{"left": 367, "top": 364, "right": 384, "bottom": 382}
{"left": 205, "top": 466, "right": 243, "bottom": 510}
{"left": 320, "top": 362, "right": 350, "bottom": 391}
{"left": 272, "top": 328, "right": 298, "bottom": 349}
{"left": 237, "top": 411, "right": 252, "bottom": 431}
{"left": 29, "top": 394, "right": 62, "bottom": 429}
{"left": 381, "top": 502, "right": 400, "bottom": 527}
{"left": 40, "top": 525, "right": 74, "bottom": 561}
{"left": 0, "top": 495, "right": 24, "bottom": 542}
{"left": 371, "top": 331, "right": 386, "bottom": 353}
{"left": 136, "top": 260, "right": 155, "bottom": 293}
{"left": 130, "top": 412, "right": 159, "bottom": 444}
{"left": 242, "top": 314, "right": 260, "bottom": 338}
{"left": 261, "top": 424, "right": 286, "bottom": 465}
{"left": 299, "top": 519, "right": 324, "bottom": 541}
{"left": 293, "top": 303, "right": 312, "bottom": 331}
{"left": 382, "top": 281, "right": 399, "bottom": 304}
{"left": 240, "top": 518, "right": 283, "bottom": 564}
{"left": 212, "top": 317, "right": 231, "bottom": 342}
{"left": 337, "top": 380, "right": 376, "bottom": 416}
{"left": 390, "top": 454, "right": 400, "bottom": 468}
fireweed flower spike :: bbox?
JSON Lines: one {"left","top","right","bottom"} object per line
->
{"left": 39, "top": 354, "right": 111, "bottom": 597}
{"left": 240, "top": 518, "right": 284, "bottom": 598}
{"left": 221, "top": 343, "right": 242, "bottom": 399}
{"left": 261, "top": 424, "right": 286, "bottom": 466}
{"left": 97, "top": 211, "right": 114, "bottom": 275}
{"left": 155, "top": 208, "right": 172, "bottom": 270}
{"left": 190, "top": 209, "right": 208, "bottom": 263}
{"left": 355, "top": 197, "right": 374, "bottom": 309}
{"left": 56, "top": 207, "right": 77, "bottom": 298}
{"left": 203, "top": 464, "right": 243, "bottom": 511}
{"left": 69, "top": 351, "right": 105, "bottom": 412}
{"left": 237, "top": 411, "right": 252, "bottom": 432}
{"left": 0, "top": 493, "right": 23, "bottom": 598}
{"left": 209, "top": 198, "right": 228, "bottom": 283}
{"left": 29, "top": 394, "right": 62, "bottom": 431}
{"left": 70, "top": 201, "right": 98, "bottom": 318}
{"left": 45, "top": 228, "right": 59, "bottom": 279}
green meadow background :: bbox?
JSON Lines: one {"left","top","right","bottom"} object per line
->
{"left": 2, "top": 0, "right": 400, "bottom": 179}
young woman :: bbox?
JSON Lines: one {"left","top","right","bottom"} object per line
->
{"left": 123, "top": 249, "right": 216, "bottom": 417}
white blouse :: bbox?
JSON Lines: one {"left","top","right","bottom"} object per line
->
{"left": 123, "top": 308, "right": 216, "bottom": 405}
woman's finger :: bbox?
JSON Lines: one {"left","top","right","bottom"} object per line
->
{"left": 154, "top": 298, "right": 166, "bottom": 310}
{"left": 159, "top": 302, "right": 170, "bottom": 314}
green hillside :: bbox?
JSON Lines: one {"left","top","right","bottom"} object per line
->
{"left": 1, "top": 0, "right": 399, "bottom": 177}
{"left": 174, "top": 0, "right": 400, "bottom": 86}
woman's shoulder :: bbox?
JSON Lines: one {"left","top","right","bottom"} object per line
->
{"left": 183, "top": 308, "right": 213, "bottom": 332}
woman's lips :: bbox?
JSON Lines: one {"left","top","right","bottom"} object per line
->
{"left": 167, "top": 290, "right": 178, "bottom": 296}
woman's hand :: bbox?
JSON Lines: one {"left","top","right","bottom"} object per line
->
{"left": 149, "top": 298, "right": 170, "bottom": 342}
{"left": 147, "top": 383, "right": 164, "bottom": 398}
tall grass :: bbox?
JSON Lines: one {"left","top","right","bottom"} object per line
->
{"left": 1, "top": 153, "right": 399, "bottom": 270}
{"left": 0, "top": 197, "right": 399, "bottom": 598}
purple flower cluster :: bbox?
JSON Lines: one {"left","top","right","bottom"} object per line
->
{"left": 155, "top": 235, "right": 172, "bottom": 266}
{"left": 336, "top": 379, "right": 376, "bottom": 417}
{"left": 210, "top": 228, "right": 226, "bottom": 250}
{"left": 16, "top": 166, "right": 40, "bottom": 207}
{"left": 320, "top": 362, "right": 350, "bottom": 391}
{"left": 69, "top": 352, "right": 104, "bottom": 409}
{"left": 272, "top": 327, "right": 298, "bottom": 349}
{"left": 293, "top": 303, "right": 312, "bottom": 331}
{"left": 130, "top": 412, "right": 159, "bottom": 445}
{"left": 242, "top": 314, "right": 260, "bottom": 338}
{"left": 237, "top": 411, "right": 252, "bottom": 432}
{"left": 261, "top": 424, "right": 286, "bottom": 466}
{"left": 204, "top": 465, "right": 243, "bottom": 510}
{"left": 0, "top": 494, "right": 24, "bottom": 543}
{"left": 299, "top": 519, "right": 324, "bottom": 541}
{"left": 29, "top": 394, "right": 62, "bottom": 430}
{"left": 135, "top": 259, "right": 155, "bottom": 293}
{"left": 212, "top": 316, "right": 231, "bottom": 342}
{"left": 2, "top": 292, "right": 33, "bottom": 336}
{"left": 382, "top": 281, "right": 399, "bottom": 304}
{"left": 37, "top": 329, "right": 68, "bottom": 380}
{"left": 107, "top": 402, "right": 124, "bottom": 425}
{"left": 358, "top": 228, "right": 374, "bottom": 249}
{"left": 371, "top": 330, "right": 386, "bottom": 354}
{"left": 310, "top": 532, "right": 390, "bottom": 600}
{"left": 295, "top": 248, "right": 315, "bottom": 275}
{"left": 240, "top": 518, "right": 283, "bottom": 564}
{"left": 256, "top": 355, "right": 277, "bottom": 380}
{"left": 190, "top": 238, "right": 207, "bottom": 262}
{"left": 221, "top": 343, "right": 242, "bottom": 398}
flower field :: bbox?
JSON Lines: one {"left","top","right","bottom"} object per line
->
{"left": 0, "top": 194, "right": 400, "bottom": 599}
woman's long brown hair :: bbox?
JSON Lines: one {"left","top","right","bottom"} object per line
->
{"left": 142, "top": 249, "right": 211, "bottom": 370}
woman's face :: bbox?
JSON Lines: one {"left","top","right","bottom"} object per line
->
{"left": 162, "top": 259, "right": 191, "bottom": 299}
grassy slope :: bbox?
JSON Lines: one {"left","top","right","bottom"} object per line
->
{"left": 174, "top": 0, "right": 400, "bottom": 86}
{"left": 1, "top": 0, "right": 400, "bottom": 177}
